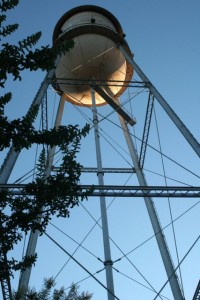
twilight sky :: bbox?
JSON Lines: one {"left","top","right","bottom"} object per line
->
{"left": 1, "top": 1, "right": 200, "bottom": 299}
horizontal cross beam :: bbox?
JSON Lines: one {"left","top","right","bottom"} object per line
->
{"left": 52, "top": 167, "right": 136, "bottom": 173}
{"left": 1, "top": 184, "right": 200, "bottom": 198}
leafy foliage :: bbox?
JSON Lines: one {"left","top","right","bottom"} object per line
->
{"left": 14, "top": 279, "right": 92, "bottom": 300}
{"left": 0, "top": 0, "right": 91, "bottom": 293}
{"left": 0, "top": 0, "right": 19, "bottom": 12}
{"left": 0, "top": 121, "right": 90, "bottom": 280}
{"left": 0, "top": 22, "right": 18, "bottom": 37}
{"left": 0, "top": 94, "right": 89, "bottom": 151}
{"left": 0, "top": 32, "right": 74, "bottom": 87}
{"left": 0, "top": 0, "right": 74, "bottom": 87}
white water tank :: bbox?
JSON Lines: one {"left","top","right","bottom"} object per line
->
{"left": 53, "top": 5, "right": 133, "bottom": 107}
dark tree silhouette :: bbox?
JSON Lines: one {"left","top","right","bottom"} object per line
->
{"left": 13, "top": 279, "right": 92, "bottom": 300}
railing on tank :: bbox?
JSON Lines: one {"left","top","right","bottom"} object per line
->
{"left": 59, "top": 21, "right": 118, "bottom": 38}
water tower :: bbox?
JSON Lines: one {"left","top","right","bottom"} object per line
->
{"left": 52, "top": 6, "right": 136, "bottom": 299}
{"left": 52, "top": 5, "right": 133, "bottom": 107}
{"left": 1, "top": 5, "right": 200, "bottom": 300}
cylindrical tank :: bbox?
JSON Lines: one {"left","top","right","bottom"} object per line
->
{"left": 53, "top": 5, "right": 133, "bottom": 107}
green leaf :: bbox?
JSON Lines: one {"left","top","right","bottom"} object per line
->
{"left": 0, "top": 23, "right": 18, "bottom": 38}
{"left": 0, "top": 0, "right": 19, "bottom": 12}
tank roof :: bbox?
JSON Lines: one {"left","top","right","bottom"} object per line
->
{"left": 53, "top": 5, "right": 124, "bottom": 42}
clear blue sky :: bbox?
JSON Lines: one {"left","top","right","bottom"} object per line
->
{"left": 1, "top": 1, "right": 200, "bottom": 299}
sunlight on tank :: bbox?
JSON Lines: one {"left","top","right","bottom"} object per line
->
{"left": 53, "top": 5, "right": 133, "bottom": 107}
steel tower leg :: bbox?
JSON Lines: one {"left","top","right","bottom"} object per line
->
{"left": 0, "top": 60, "right": 59, "bottom": 185}
{"left": 119, "top": 45, "right": 200, "bottom": 158}
{"left": 1, "top": 61, "right": 60, "bottom": 300}
{"left": 91, "top": 87, "right": 115, "bottom": 300}
{"left": 18, "top": 96, "right": 65, "bottom": 295}
{"left": 117, "top": 110, "right": 184, "bottom": 300}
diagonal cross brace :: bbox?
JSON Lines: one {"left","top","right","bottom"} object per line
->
{"left": 92, "top": 85, "right": 136, "bottom": 126}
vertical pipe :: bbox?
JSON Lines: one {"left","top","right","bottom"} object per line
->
{"left": 117, "top": 110, "right": 184, "bottom": 300}
{"left": 119, "top": 45, "right": 200, "bottom": 158}
{"left": 90, "top": 86, "right": 115, "bottom": 300}
{"left": 18, "top": 96, "right": 65, "bottom": 294}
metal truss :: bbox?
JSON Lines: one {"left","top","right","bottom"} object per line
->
{"left": 51, "top": 78, "right": 147, "bottom": 88}
{"left": 0, "top": 252, "right": 12, "bottom": 300}
{"left": 0, "top": 279, "right": 12, "bottom": 300}
{"left": 193, "top": 281, "right": 200, "bottom": 300}
{"left": 52, "top": 167, "right": 136, "bottom": 173}
{"left": 1, "top": 184, "right": 200, "bottom": 198}
{"left": 139, "top": 91, "right": 154, "bottom": 168}
{"left": 41, "top": 92, "right": 48, "bottom": 132}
